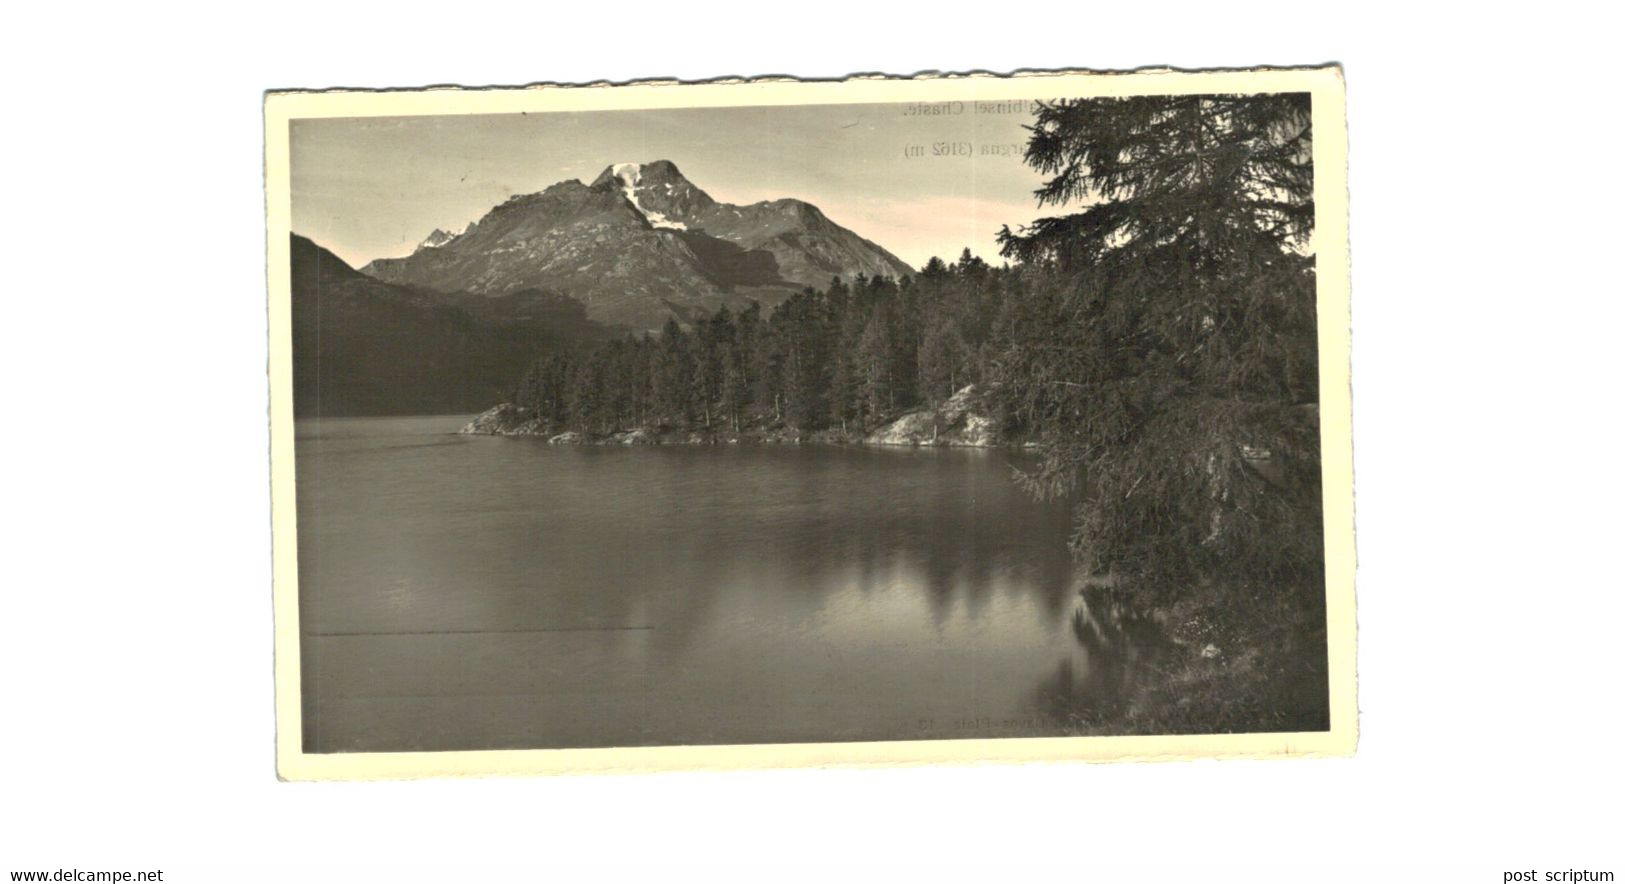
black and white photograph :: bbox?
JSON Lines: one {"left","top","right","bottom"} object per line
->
{"left": 270, "top": 69, "right": 1354, "bottom": 775}
{"left": 10, "top": 4, "right": 1625, "bottom": 879}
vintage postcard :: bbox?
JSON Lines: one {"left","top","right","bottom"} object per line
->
{"left": 267, "top": 66, "right": 1354, "bottom": 779}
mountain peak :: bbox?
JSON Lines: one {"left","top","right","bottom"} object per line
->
{"left": 417, "top": 228, "right": 456, "bottom": 251}
{"left": 590, "top": 159, "right": 687, "bottom": 189}
{"left": 591, "top": 160, "right": 695, "bottom": 231}
{"left": 364, "top": 162, "right": 913, "bottom": 330}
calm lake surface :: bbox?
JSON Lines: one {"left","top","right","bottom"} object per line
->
{"left": 296, "top": 415, "right": 1125, "bottom": 752}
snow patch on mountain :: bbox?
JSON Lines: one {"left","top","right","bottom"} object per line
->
{"left": 416, "top": 228, "right": 458, "bottom": 252}
{"left": 611, "top": 163, "right": 688, "bottom": 231}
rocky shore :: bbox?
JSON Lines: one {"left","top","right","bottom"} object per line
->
{"left": 459, "top": 385, "right": 1013, "bottom": 448}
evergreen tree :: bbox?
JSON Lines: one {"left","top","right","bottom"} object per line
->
{"left": 651, "top": 319, "right": 692, "bottom": 425}
{"left": 691, "top": 306, "right": 734, "bottom": 429}
{"left": 734, "top": 301, "right": 762, "bottom": 420}
{"left": 857, "top": 307, "right": 898, "bottom": 419}
{"left": 829, "top": 308, "right": 867, "bottom": 432}
{"left": 567, "top": 354, "right": 603, "bottom": 433}
{"left": 720, "top": 346, "right": 748, "bottom": 432}
{"left": 994, "top": 92, "right": 1321, "bottom": 620}
{"left": 751, "top": 310, "right": 785, "bottom": 423}
{"left": 918, "top": 317, "right": 969, "bottom": 408}
{"left": 772, "top": 290, "right": 830, "bottom": 430}
{"left": 955, "top": 247, "right": 989, "bottom": 279}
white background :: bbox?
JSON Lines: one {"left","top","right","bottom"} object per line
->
{"left": 1, "top": 2, "right": 1620, "bottom": 881}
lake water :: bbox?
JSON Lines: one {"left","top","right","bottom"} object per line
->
{"left": 295, "top": 415, "right": 1138, "bottom": 752}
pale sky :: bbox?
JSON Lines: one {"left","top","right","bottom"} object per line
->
{"left": 289, "top": 100, "right": 1056, "bottom": 271}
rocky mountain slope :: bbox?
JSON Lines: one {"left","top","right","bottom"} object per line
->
{"left": 362, "top": 160, "right": 912, "bottom": 329}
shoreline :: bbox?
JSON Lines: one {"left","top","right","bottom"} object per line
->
{"left": 457, "top": 384, "right": 1034, "bottom": 450}
{"left": 459, "top": 419, "right": 1033, "bottom": 450}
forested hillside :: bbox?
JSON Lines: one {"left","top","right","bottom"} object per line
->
{"left": 290, "top": 234, "right": 616, "bottom": 416}
{"left": 506, "top": 249, "right": 1008, "bottom": 438}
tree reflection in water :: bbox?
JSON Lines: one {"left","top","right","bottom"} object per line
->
{"left": 1034, "top": 583, "right": 1176, "bottom": 730}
